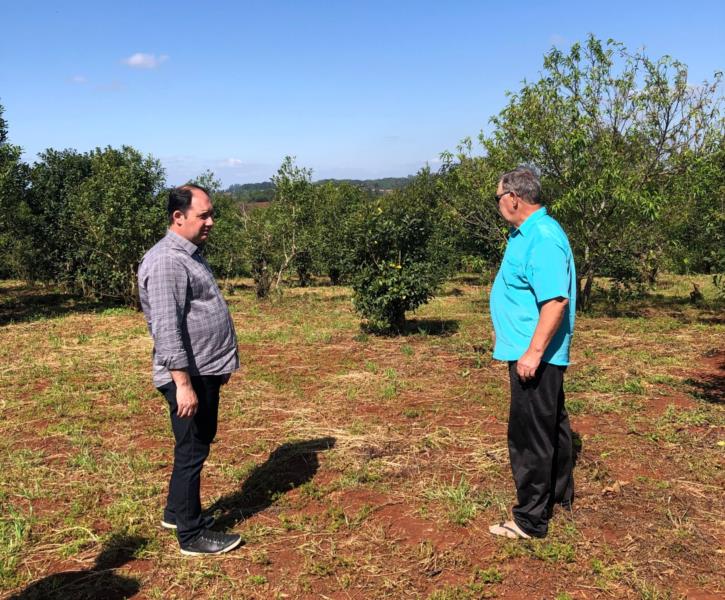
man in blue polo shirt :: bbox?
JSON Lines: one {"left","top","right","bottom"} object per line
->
{"left": 488, "top": 167, "right": 576, "bottom": 540}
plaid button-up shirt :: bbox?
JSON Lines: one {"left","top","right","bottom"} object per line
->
{"left": 138, "top": 230, "right": 239, "bottom": 387}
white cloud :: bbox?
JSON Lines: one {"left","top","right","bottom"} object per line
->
{"left": 222, "top": 158, "right": 244, "bottom": 167}
{"left": 549, "top": 34, "right": 567, "bottom": 47}
{"left": 70, "top": 75, "right": 87, "bottom": 84}
{"left": 122, "top": 53, "right": 169, "bottom": 69}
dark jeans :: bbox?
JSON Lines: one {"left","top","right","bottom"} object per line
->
{"left": 157, "top": 376, "right": 222, "bottom": 545}
{"left": 507, "top": 361, "right": 573, "bottom": 538}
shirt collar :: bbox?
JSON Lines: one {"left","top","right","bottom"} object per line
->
{"left": 512, "top": 206, "right": 547, "bottom": 237}
{"left": 165, "top": 230, "right": 199, "bottom": 256}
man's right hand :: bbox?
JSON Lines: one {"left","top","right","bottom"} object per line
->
{"left": 175, "top": 384, "right": 198, "bottom": 418}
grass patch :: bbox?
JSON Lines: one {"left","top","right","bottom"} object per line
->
{"left": 0, "top": 275, "right": 722, "bottom": 597}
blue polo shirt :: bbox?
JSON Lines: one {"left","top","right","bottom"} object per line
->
{"left": 490, "top": 207, "right": 576, "bottom": 366}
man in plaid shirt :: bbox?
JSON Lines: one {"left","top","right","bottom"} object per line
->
{"left": 138, "top": 184, "right": 241, "bottom": 556}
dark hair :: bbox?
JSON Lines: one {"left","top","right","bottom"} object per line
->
{"left": 167, "top": 184, "right": 210, "bottom": 223}
{"left": 499, "top": 167, "right": 542, "bottom": 205}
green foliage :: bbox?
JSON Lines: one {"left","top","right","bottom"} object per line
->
{"left": 438, "top": 139, "right": 508, "bottom": 266}
{"left": 227, "top": 181, "right": 275, "bottom": 202}
{"left": 241, "top": 205, "right": 279, "bottom": 298}
{"left": 272, "top": 157, "right": 319, "bottom": 287}
{"left": 69, "top": 146, "right": 166, "bottom": 303}
{"left": 23, "top": 149, "right": 93, "bottom": 282}
{"left": 240, "top": 157, "right": 324, "bottom": 297}
{"left": 189, "top": 171, "right": 249, "bottom": 282}
{"left": 349, "top": 169, "right": 454, "bottom": 331}
{"left": 448, "top": 36, "right": 723, "bottom": 310}
{"left": 664, "top": 137, "right": 725, "bottom": 275}
{"left": 0, "top": 102, "right": 30, "bottom": 278}
{"left": 12, "top": 144, "right": 165, "bottom": 303}
{"left": 313, "top": 181, "right": 369, "bottom": 284}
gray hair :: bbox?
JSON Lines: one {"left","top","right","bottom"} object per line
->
{"left": 499, "top": 167, "right": 542, "bottom": 205}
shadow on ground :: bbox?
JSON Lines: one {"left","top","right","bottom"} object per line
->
{"left": 684, "top": 352, "right": 724, "bottom": 404}
{"left": 9, "top": 534, "right": 145, "bottom": 600}
{"left": 210, "top": 437, "right": 336, "bottom": 529}
{"left": 0, "top": 284, "right": 125, "bottom": 326}
{"left": 361, "top": 319, "right": 460, "bottom": 337}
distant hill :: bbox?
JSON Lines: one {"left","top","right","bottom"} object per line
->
{"left": 226, "top": 176, "right": 415, "bottom": 202}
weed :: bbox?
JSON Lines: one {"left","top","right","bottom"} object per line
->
{"left": 532, "top": 539, "right": 576, "bottom": 563}
{"left": 423, "top": 477, "right": 486, "bottom": 525}
{"left": 473, "top": 566, "right": 503, "bottom": 584}
{"left": 0, "top": 505, "right": 31, "bottom": 589}
{"left": 403, "top": 407, "right": 422, "bottom": 418}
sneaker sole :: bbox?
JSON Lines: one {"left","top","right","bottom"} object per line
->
{"left": 179, "top": 536, "right": 242, "bottom": 556}
{"left": 161, "top": 517, "right": 215, "bottom": 530}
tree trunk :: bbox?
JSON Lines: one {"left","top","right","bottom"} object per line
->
{"left": 328, "top": 268, "right": 341, "bottom": 286}
{"left": 390, "top": 310, "right": 406, "bottom": 333}
{"left": 576, "top": 260, "right": 595, "bottom": 312}
{"left": 253, "top": 258, "right": 271, "bottom": 299}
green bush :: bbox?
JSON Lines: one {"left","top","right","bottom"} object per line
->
{"left": 313, "top": 181, "right": 370, "bottom": 285}
{"left": 4, "top": 143, "right": 166, "bottom": 303}
{"left": 0, "top": 103, "right": 30, "bottom": 279}
{"left": 69, "top": 146, "right": 166, "bottom": 304}
{"left": 349, "top": 170, "right": 454, "bottom": 332}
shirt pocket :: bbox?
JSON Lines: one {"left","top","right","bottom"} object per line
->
{"left": 501, "top": 256, "right": 529, "bottom": 289}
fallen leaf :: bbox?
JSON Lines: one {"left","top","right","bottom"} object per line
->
{"left": 602, "top": 480, "right": 630, "bottom": 495}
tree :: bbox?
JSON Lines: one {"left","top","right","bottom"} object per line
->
{"left": 68, "top": 146, "right": 166, "bottom": 303}
{"left": 438, "top": 138, "right": 510, "bottom": 270}
{"left": 663, "top": 134, "right": 725, "bottom": 275}
{"left": 0, "top": 101, "right": 30, "bottom": 278}
{"left": 271, "top": 157, "right": 319, "bottom": 287}
{"left": 475, "top": 36, "right": 723, "bottom": 310}
{"left": 348, "top": 169, "right": 454, "bottom": 332}
{"left": 313, "top": 181, "right": 369, "bottom": 285}
{"left": 187, "top": 171, "right": 249, "bottom": 285}
{"left": 240, "top": 157, "right": 320, "bottom": 298}
{"left": 241, "top": 205, "right": 279, "bottom": 298}
{"left": 23, "top": 149, "right": 93, "bottom": 283}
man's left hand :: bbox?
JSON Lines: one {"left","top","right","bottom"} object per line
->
{"left": 517, "top": 350, "right": 542, "bottom": 382}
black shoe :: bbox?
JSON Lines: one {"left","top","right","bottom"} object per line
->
{"left": 161, "top": 514, "right": 216, "bottom": 530}
{"left": 180, "top": 530, "right": 242, "bottom": 556}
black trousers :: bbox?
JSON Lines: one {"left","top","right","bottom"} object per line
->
{"left": 157, "top": 376, "right": 222, "bottom": 545}
{"left": 507, "top": 361, "right": 573, "bottom": 538}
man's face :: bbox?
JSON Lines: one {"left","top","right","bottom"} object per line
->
{"left": 174, "top": 190, "right": 214, "bottom": 245}
{"left": 495, "top": 182, "right": 516, "bottom": 225}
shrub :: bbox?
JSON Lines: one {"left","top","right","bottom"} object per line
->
{"left": 349, "top": 170, "right": 454, "bottom": 332}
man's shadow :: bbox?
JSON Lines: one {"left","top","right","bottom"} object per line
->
{"left": 209, "top": 437, "right": 336, "bottom": 529}
{"left": 9, "top": 533, "right": 145, "bottom": 600}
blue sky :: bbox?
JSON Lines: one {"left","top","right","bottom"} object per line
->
{"left": 1, "top": 0, "right": 723, "bottom": 186}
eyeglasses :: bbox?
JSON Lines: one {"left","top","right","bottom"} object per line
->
{"left": 495, "top": 191, "right": 513, "bottom": 203}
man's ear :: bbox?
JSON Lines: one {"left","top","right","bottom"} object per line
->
{"left": 172, "top": 209, "right": 185, "bottom": 225}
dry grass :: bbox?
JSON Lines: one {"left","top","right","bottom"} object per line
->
{"left": 0, "top": 274, "right": 723, "bottom": 599}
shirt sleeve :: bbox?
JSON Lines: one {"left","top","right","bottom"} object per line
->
{"left": 526, "top": 237, "right": 571, "bottom": 305}
{"left": 143, "top": 255, "right": 190, "bottom": 370}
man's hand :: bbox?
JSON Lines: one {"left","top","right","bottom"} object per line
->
{"left": 175, "top": 383, "right": 198, "bottom": 418}
{"left": 517, "top": 349, "right": 542, "bottom": 382}
{"left": 170, "top": 369, "right": 197, "bottom": 418}
{"left": 518, "top": 297, "right": 568, "bottom": 382}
